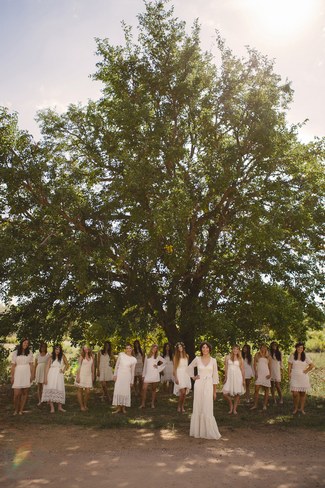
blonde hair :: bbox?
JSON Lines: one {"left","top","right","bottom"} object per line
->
{"left": 230, "top": 345, "right": 243, "bottom": 364}
{"left": 173, "top": 342, "right": 188, "bottom": 370}
{"left": 147, "top": 344, "right": 159, "bottom": 359}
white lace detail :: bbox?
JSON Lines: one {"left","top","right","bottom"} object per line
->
{"left": 42, "top": 389, "right": 65, "bottom": 403}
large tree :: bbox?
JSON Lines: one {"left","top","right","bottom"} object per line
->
{"left": 0, "top": 0, "right": 324, "bottom": 355}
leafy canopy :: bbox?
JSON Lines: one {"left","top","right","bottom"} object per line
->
{"left": 0, "top": 0, "right": 324, "bottom": 354}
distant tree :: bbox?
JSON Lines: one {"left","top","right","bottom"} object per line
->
{"left": 0, "top": 0, "right": 324, "bottom": 355}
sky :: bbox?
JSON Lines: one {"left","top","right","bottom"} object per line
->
{"left": 0, "top": 0, "right": 324, "bottom": 142}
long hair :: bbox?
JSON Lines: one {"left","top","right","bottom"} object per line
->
{"left": 270, "top": 342, "right": 282, "bottom": 361}
{"left": 101, "top": 341, "right": 112, "bottom": 356}
{"left": 294, "top": 342, "right": 306, "bottom": 362}
{"left": 39, "top": 342, "right": 48, "bottom": 354}
{"left": 81, "top": 346, "right": 93, "bottom": 359}
{"left": 241, "top": 344, "right": 252, "bottom": 365}
{"left": 17, "top": 338, "right": 30, "bottom": 356}
{"left": 173, "top": 342, "right": 188, "bottom": 370}
{"left": 162, "top": 342, "right": 173, "bottom": 361}
{"left": 52, "top": 344, "right": 63, "bottom": 362}
{"left": 230, "top": 345, "right": 243, "bottom": 364}
{"left": 147, "top": 344, "right": 158, "bottom": 359}
{"left": 133, "top": 340, "right": 143, "bottom": 357}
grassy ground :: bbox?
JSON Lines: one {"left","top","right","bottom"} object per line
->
{"left": 1, "top": 379, "right": 324, "bottom": 433}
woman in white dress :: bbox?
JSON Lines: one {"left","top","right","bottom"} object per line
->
{"left": 140, "top": 344, "right": 165, "bottom": 408}
{"left": 133, "top": 340, "right": 144, "bottom": 397}
{"left": 187, "top": 341, "right": 221, "bottom": 440}
{"left": 222, "top": 345, "right": 245, "bottom": 415}
{"left": 11, "top": 338, "right": 34, "bottom": 415}
{"left": 173, "top": 342, "right": 191, "bottom": 413}
{"left": 75, "top": 346, "right": 95, "bottom": 411}
{"left": 288, "top": 342, "right": 314, "bottom": 415}
{"left": 97, "top": 341, "right": 114, "bottom": 402}
{"left": 241, "top": 344, "right": 254, "bottom": 403}
{"left": 112, "top": 343, "right": 137, "bottom": 414}
{"left": 34, "top": 342, "right": 50, "bottom": 406}
{"left": 161, "top": 342, "right": 174, "bottom": 393}
{"left": 269, "top": 341, "right": 283, "bottom": 405}
{"left": 42, "top": 344, "right": 69, "bottom": 413}
{"left": 251, "top": 344, "right": 271, "bottom": 411}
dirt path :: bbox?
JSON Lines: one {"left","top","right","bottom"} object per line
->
{"left": 1, "top": 425, "right": 324, "bottom": 488}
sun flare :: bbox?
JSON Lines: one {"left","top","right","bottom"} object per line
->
{"left": 245, "top": 0, "right": 320, "bottom": 41}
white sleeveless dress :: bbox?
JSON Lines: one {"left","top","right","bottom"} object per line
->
{"left": 42, "top": 358, "right": 65, "bottom": 404}
{"left": 173, "top": 357, "right": 191, "bottom": 395}
{"left": 75, "top": 357, "right": 94, "bottom": 388}
{"left": 35, "top": 353, "right": 50, "bottom": 383}
{"left": 98, "top": 353, "right": 113, "bottom": 381}
{"left": 222, "top": 358, "right": 245, "bottom": 396}
{"left": 255, "top": 357, "right": 271, "bottom": 387}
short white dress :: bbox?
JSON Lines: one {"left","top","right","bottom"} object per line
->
{"left": 35, "top": 353, "right": 50, "bottom": 383}
{"left": 98, "top": 353, "right": 113, "bottom": 381}
{"left": 75, "top": 357, "right": 94, "bottom": 388}
{"left": 222, "top": 357, "right": 245, "bottom": 396}
{"left": 270, "top": 356, "right": 282, "bottom": 382}
{"left": 112, "top": 352, "right": 137, "bottom": 407}
{"left": 173, "top": 357, "right": 191, "bottom": 396}
{"left": 11, "top": 351, "right": 33, "bottom": 388}
{"left": 42, "top": 358, "right": 66, "bottom": 404}
{"left": 161, "top": 355, "right": 174, "bottom": 382}
{"left": 134, "top": 353, "right": 144, "bottom": 376}
{"left": 243, "top": 358, "right": 254, "bottom": 379}
{"left": 255, "top": 356, "right": 271, "bottom": 387}
{"left": 288, "top": 354, "right": 313, "bottom": 392}
{"left": 187, "top": 357, "right": 221, "bottom": 440}
{"left": 142, "top": 356, "right": 165, "bottom": 383}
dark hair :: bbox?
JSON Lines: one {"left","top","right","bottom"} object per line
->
{"left": 133, "top": 340, "right": 143, "bottom": 356}
{"left": 294, "top": 342, "right": 306, "bottom": 362}
{"left": 52, "top": 344, "right": 63, "bottom": 362}
{"left": 101, "top": 341, "right": 112, "bottom": 355}
{"left": 17, "top": 338, "right": 30, "bottom": 356}
{"left": 162, "top": 342, "right": 173, "bottom": 360}
{"left": 270, "top": 342, "right": 282, "bottom": 361}
{"left": 241, "top": 344, "right": 252, "bottom": 365}
{"left": 39, "top": 342, "right": 48, "bottom": 354}
{"left": 199, "top": 341, "right": 212, "bottom": 355}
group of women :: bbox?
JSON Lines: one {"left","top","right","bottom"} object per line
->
{"left": 10, "top": 338, "right": 315, "bottom": 439}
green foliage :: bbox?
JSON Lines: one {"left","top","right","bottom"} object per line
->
{"left": 306, "top": 329, "right": 325, "bottom": 352}
{"left": 0, "top": 0, "right": 324, "bottom": 354}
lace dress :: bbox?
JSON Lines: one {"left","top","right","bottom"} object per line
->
{"left": 42, "top": 358, "right": 65, "bottom": 404}
{"left": 187, "top": 357, "right": 221, "bottom": 440}
{"left": 288, "top": 354, "right": 313, "bottom": 392}
{"left": 112, "top": 352, "right": 137, "bottom": 407}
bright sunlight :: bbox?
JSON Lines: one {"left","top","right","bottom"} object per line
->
{"left": 245, "top": 0, "right": 320, "bottom": 41}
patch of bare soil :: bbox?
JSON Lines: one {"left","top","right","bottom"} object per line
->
{"left": 0, "top": 425, "right": 324, "bottom": 488}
